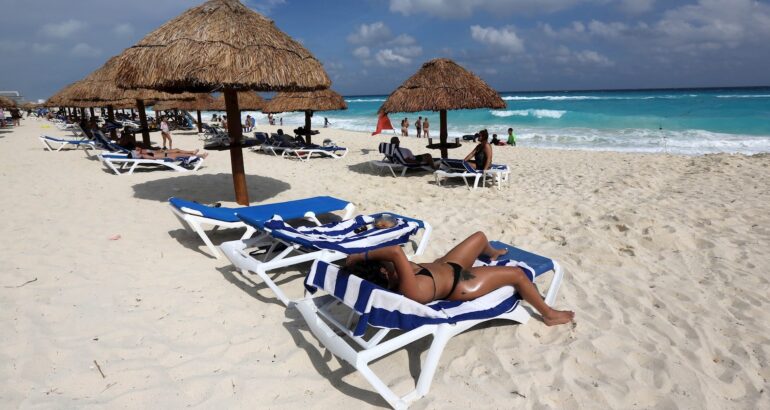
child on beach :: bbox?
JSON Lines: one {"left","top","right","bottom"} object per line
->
{"left": 160, "top": 117, "right": 172, "bottom": 149}
{"left": 507, "top": 128, "right": 516, "bottom": 146}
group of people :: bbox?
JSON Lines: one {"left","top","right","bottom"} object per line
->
{"left": 0, "top": 106, "right": 22, "bottom": 127}
{"left": 399, "top": 116, "right": 430, "bottom": 138}
{"left": 243, "top": 115, "right": 256, "bottom": 132}
{"left": 389, "top": 128, "right": 497, "bottom": 171}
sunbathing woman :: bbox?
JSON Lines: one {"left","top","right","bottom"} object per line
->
{"left": 345, "top": 230, "right": 574, "bottom": 326}
{"left": 464, "top": 129, "right": 492, "bottom": 170}
{"left": 130, "top": 147, "right": 208, "bottom": 160}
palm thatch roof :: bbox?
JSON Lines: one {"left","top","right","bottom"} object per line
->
{"left": 113, "top": 0, "right": 330, "bottom": 93}
{"left": 153, "top": 94, "right": 218, "bottom": 111}
{"left": 67, "top": 56, "right": 197, "bottom": 103}
{"left": 0, "top": 96, "right": 16, "bottom": 108}
{"left": 379, "top": 58, "right": 505, "bottom": 113}
{"left": 262, "top": 89, "right": 347, "bottom": 114}
{"left": 46, "top": 82, "right": 82, "bottom": 107}
{"left": 210, "top": 92, "right": 264, "bottom": 111}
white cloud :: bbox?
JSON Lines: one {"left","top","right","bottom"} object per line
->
{"left": 375, "top": 49, "right": 411, "bottom": 66}
{"left": 470, "top": 25, "right": 524, "bottom": 53}
{"left": 113, "top": 23, "right": 134, "bottom": 37}
{"left": 574, "top": 50, "right": 615, "bottom": 66}
{"left": 587, "top": 20, "right": 629, "bottom": 38}
{"left": 353, "top": 46, "right": 371, "bottom": 59}
{"left": 41, "top": 19, "right": 86, "bottom": 38}
{"left": 32, "top": 43, "right": 54, "bottom": 53}
{"left": 348, "top": 22, "right": 423, "bottom": 67}
{"left": 389, "top": 0, "right": 602, "bottom": 18}
{"left": 347, "top": 22, "right": 392, "bottom": 45}
{"left": 71, "top": 43, "right": 101, "bottom": 57}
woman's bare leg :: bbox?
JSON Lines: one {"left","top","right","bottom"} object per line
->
{"left": 451, "top": 265, "right": 574, "bottom": 326}
{"left": 437, "top": 231, "right": 507, "bottom": 269}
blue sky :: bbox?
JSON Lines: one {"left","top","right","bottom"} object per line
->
{"left": 1, "top": 0, "right": 769, "bottom": 101}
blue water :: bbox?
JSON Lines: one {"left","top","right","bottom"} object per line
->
{"left": 203, "top": 87, "right": 770, "bottom": 155}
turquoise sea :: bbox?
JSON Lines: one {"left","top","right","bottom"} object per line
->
{"left": 203, "top": 87, "right": 770, "bottom": 155}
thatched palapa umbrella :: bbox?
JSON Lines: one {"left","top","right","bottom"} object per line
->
{"left": 67, "top": 56, "right": 196, "bottom": 143}
{"left": 380, "top": 58, "right": 505, "bottom": 159}
{"left": 113, "top": 0, "right": 330, "bottom": 205}
{"left": 0, "top": 96, "right": 17, "bottom": 108}
{"left": 153, "top": 94, "right": 219, "bottom": 133}
{"left": 262, "top": 89, "right": 347, "bottom": 144}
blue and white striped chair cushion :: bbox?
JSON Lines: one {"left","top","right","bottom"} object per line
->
{"left": 306, "top": 260, "right": 530, "bottom": 336}
{"left": 262, "top": 215, "right": 419, "bottom": 254}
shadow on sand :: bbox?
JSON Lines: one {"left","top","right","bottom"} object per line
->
{"left": 348, "top": 161, "right": 433, "bottom": 179}
{"left": 132, "top": 173, "right": 291, "bottom": 203}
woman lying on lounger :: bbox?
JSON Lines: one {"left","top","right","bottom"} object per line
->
{"left": 345, "top": 230, "right": 574, "bottom": 326}
{"left": 129, "top": 147, "right": 209, "bottom": 160}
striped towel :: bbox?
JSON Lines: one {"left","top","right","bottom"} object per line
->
{"left": 306, "top": 260, "right": 523, "bottom": 336}
{"left": 263, "top": 214, "right": 419, "bottom": 254}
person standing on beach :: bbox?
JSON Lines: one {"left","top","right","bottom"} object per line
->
{"left": 402, "top": 117, "right": 409, "bottom": 136}
{"left": 423, "top": 117, "right": 430, "bottom": 138}
{"left": 415, "top": 116, "right": 422, "bottom": 138}
{"left": 507, "top": 128, "right": 516, "bottom": 146}
{"left": 0, "top": 107, "right": 5, "bottom": 127}
{"left": 160, "top": 116, "right": 172, "bottom": 149}
{"left": 10, "top": 107, "right": 21, "bottom": 126}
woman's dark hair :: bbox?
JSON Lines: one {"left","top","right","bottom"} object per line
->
{"left": 343, "top": 261, "right": 390, "bottom": 289}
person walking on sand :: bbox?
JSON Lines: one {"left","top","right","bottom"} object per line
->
{"left": 507, "top": 128, "right": 517, "bottom": 146}
{"left": 160, "top": 116, "right": 172, "bottom": 149}
{"left": 423, "top": 117, "right": 430, "bottom": 138}
{"left": 415, "top": 116, "right": 422, "bottom": 138}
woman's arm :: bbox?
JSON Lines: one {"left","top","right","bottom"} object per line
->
{"left": 346, "top": 246, "right": 417, "bottom": 295}
{"left": 464, "top": 145, "right": 477, "bottom": 161}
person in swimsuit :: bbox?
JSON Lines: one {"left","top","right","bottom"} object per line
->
{"left": 464, "top": 129, "right": 492, "bottom": 170}
{"left": 130, "top": 147, "right": 208, "bottom": 160}
{"left": 390, "top": 136, "right": 438, "bottom": 169}
{"left": 345, "top": 231, "right": 574, "bottom": 326}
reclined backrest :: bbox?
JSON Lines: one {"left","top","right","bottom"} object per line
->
{"left": 378, "top": 142, "right": 396, "bottom": 161}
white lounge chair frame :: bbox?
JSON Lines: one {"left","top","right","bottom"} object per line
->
{"left": 98, "top": 153, "right": 204, "bottom": 175}
{"left": 369, "top": 143, "right": 433, "bottom": 177}
{"left": 434, "top": 167, "right": 510, "bottom": 190}
{"left": 169, "top": 201, "right": 357, "bottom": 260}
{"left": 281, "top": 146, "right": 348, "bottom": 161}
{"left": 38, "top": 135, "right": 95, "bottom": 152}
{"left": 295, "top": 257, "right": 564, "bottom": 409}
{"left": 220, "top": 218, "right": 432, "bottom": 306}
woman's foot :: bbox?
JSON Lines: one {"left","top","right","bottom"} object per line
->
{"left": 198, "top": 151, "right": 209, "bottom": 159}
{"left": 542, "top": 309, "right": 575, "bottom": 326}
{"left": 487, "top": 247, "right": 508, "bottom": 261}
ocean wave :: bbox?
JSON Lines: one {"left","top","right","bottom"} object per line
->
{"left": 501, "top": 95, "right": 696, "bottom": 101}
{"left": 490, "top": 109, "right": 566, "bottom": 119}
{"left": 716, "top": 94, "right": 770, "bottom": 99}
{"left": 345, "top": 98, "right": 386, "bottom": 103}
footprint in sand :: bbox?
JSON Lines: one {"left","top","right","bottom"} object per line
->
{"left": 619, "top": 246, "right": 635, "bottom": 256}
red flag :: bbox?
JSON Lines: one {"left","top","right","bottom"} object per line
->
{"left": 372, "top": 112, "right": 394, "bottom": 135}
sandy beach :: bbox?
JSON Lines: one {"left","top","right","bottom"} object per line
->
{"left": 1, "top": 117, "right": 768, "bottom": 409}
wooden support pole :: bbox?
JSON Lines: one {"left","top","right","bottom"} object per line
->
{"left": 224, "top": 88, "right": 249, "bottom": 205}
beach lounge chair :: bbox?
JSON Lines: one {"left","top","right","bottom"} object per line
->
{"left": 220, "top": 213, "right": 432, "bottom": 306}
{"left": 90, "top": 130, "right": 131, "bottom": 154}
{"left": 281, "top": 143, "right": 348, "bottom": 161}
{"left": 261, "top": 133, "right": 304, "bottom": 156}
{"left": 38, "top": 133, "right": 96, "bottom": 152}
{"left": 169, "top": 196, "right": 356, "bottom": 259}
{"left": 97, "top": 153, "right": 204, "bottom": 175}
{"left": 370, "top": 142, "right": 434, "bottom": 177}
{"left": 434, "top": 159, "right": 510, "bottom": 190}
{"left": 295, "top": 240, "right": 564, "bottom": 409}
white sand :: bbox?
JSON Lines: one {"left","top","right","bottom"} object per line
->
{"left": 1, "top": 117, "right": 768, "bottom": 409}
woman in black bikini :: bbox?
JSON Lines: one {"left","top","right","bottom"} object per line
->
{"left": 345, "top": 231, "right": 574, "bottom": 326}
{"left": 464, "top": 129, "right": 492, "bottom": 170}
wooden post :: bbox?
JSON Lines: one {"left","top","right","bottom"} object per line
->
{"left": 439, "top": 109, "right": 448, "bottom": 159}
{"left": 304, "top": 110, "right": 313, "bottom": 145}
{"left": 135, "top": 99, "right": 151, "bottom": 146}
{"left": 224, "top": 88, "right": 249, "bottom": 205}
{"left": 107, "top": 105, "right": 117, "bottom": 139}
{"left": 196, "top": 110, "right": 203, "bottom": 133}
